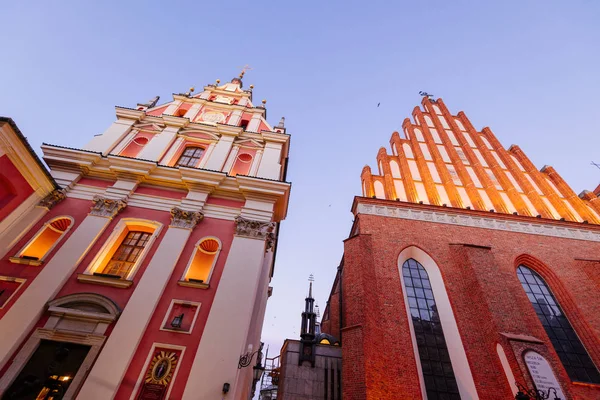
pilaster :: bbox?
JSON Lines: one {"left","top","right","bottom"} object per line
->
{"left": 77, "top": 206, "right": 203, "bottom": 399}
{"left": 203, "top": 135, "right": 235, "bottom": 171}
{"left": 181, "top": 216, "right": 273, "bottom": 400}
{"left": 83, "top": 118, "right": 137, "bottom": 155}
{"left": 137, "top": 125, "right": 180, "bottom": 161}
{"left": 256, "top": 142, "right": 282, "bottom": 180}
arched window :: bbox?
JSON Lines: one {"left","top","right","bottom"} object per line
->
{"left": 177, "top": 147, "right": 204, "bottom": 168}
{"left": 80, "top": 219, "right": 162, "bottom": 285}
{"left": 182, "top": 237, "right": 221, "bottom": 285}
{"left": 402, "top": 258, "right": 460, "bottom": 400}
{"left": 516, "top": 266, "right": 600, "bottom": 383}
{"left": 14, "top": 217, "right": 73, "bottom": 263}
{"left": 230, "top": 153, "right": 253, "bottom": 176}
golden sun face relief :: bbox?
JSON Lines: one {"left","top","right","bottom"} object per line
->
{"left": 145, "top": 351, "right": 179, "bottom": 386}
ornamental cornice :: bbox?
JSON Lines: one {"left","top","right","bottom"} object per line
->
{"left": 38, "top": 189, "right": 67, "bottom": 210}
{"left": 356, "top": 203, "right": 600, "bottom": 243}
{"left": 114, "top": 107, "right": 145, "bottom": 121}
{"left": 170, "top": 207, "right": 204, "bottom": 229}
{"left": 90, "top": 196, "right": 127, "bottom": 218}
{"left": 235, "top": 216, "right": 275, "bottom": 240}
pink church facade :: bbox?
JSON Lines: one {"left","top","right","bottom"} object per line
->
{"left": 0, "top": 74, "right": 290, "bottom": 400}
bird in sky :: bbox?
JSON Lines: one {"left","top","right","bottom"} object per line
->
{"left": 377, "top": 103, "right": 380, "bottom": 107}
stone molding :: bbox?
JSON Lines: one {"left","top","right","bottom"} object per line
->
{"left": 170, "top": 207, "right": 204, "bottom": 229}
{"left": 90, "top": 195, "right": 127, "bottom": 218}
{"left": 38, "top": 188, "right": 67, "bottom": 210}
{"left": 234, "top": 216, "right": 275, "bottom": 240}
{"left": 357, "top": 203, "right": 600, "bottom": 243}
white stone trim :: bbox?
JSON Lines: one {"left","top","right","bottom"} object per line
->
{"left": 82, "top": 218, "right": 163, "bottom": 281}
{"left": 159, "top": 299, "right": 202, "bottom": 334}
{"left": 497, "top": 343, "right": 518, "bottom": 396}
{"left": 181, "top": 236, "right": 222, "bottom": 284}
{"left": 128, "top": 342, "right": 186, "bottom": 400}
{"left": 0, "top": 276, "right": 26, "bottom": 309}
{"left": 358, "top": 203, "right": 600, "bottom": 242}
{"left": 13, "top": 215, "right": 75, "bottom": 262}
{"left": 398, "top": 246, "right": 479, "bottom": 400}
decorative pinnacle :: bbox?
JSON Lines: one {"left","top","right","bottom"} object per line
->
{"left": 276, "top": 117, "right": 285, "bottom": 128}
{"left": 189, "top": 86, "right": 195, "bottom": 93}
{"left": 216, "top": 79, "right": 221, "bottom": 84}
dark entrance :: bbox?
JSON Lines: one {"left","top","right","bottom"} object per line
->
{"left": 4, "top": 340, "right": 91, "bottom": 400}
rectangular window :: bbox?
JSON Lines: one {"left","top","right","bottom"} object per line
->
{"left": 177, "top": 147, "right": 205, "bottom": 168}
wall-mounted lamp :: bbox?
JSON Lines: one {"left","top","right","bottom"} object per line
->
{"left": 171, "top": 313, "right": 184, "bottom": 328}
{"left": 222, "top": 382, "right": 230, "bottom": 394}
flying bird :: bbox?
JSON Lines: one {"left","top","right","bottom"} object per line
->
{"left": 377, "top": 103, "right": 380, "bottom": 107}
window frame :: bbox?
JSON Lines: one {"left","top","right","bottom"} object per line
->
{"left": 397, "top": 246, "right": 478, "bottom": 400}
{"left": 11, "top": 216, "right": 75, "bottom": 265}
{"left": 159, "top": 299, "right": 202, "bottom": 335}
{"left": 516, "top": 265, "right": 600, "bottom": 384}
{"left": 176, "top": 146, "right": 205, "bottom": 168}
{"left": 180, "top": 236, "right": 222, "bottom": 286}
{"left": 82, "top": 218, "right": 163, "bottom": 282}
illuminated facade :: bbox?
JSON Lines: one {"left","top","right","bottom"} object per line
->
{"left": 0, "top": 74, "right": 291, "bottom": 399}
{"left": 321, "top": 97, "right": 600, "bottom": 399}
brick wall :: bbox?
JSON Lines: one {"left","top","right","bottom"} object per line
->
{"left": 326, "top": 198, "right": 600, "bottom": 399}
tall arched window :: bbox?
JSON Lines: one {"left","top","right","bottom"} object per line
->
{"left": 402, "top": 258, "right": 460, "bottom": 399}
{"left": 13, "top": 217, "right": 74, "bottom": 264}
{"left": 177, "top": 147, "right": 204, "bottom": 168}
{"left": 517, "top": 266, "right": 600, "bottom": 383}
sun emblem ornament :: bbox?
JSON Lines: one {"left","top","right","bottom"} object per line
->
{"left": 145, "top": 351, "right": 179, "bottom": 386}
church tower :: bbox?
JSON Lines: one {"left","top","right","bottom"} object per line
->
{"left": 321, "top": 96, "right": 600, "bottom": 399}
{"left": 0, "top": 72, "right": 290, "bottom": 400}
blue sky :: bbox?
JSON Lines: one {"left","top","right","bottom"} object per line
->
{"left": 2, "top": 1, "right": 599, "bottom": 363}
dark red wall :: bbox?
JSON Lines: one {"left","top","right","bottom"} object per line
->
{"left": 0, "top": 155, "right": 34, "bottom": 222}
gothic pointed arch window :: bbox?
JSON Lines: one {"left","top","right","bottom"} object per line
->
{"left": 402, "top": 258, "right": 460, "bottom": 399}
{"left": 516, "top": 265, "right": 600, "bottom": 383}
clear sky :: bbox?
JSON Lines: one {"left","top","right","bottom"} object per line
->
{"left": 2, "top": 0, "right": 599, "bottom": 366}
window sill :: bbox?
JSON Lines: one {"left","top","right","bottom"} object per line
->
{"left": 177, "top": 280, "right": 209, "bottom": 289}
{"left": 77, "top": 273, "right": 133, "bottom": 288}
{"left": 9, "top": 257, "right": 43, "bottom": 266}
{"left": 160, "top": 326, "right": 192, "bottom": 334}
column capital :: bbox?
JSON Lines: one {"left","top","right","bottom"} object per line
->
{"left": 170, "top": 207, "right": 204, "bottom": 229}
{"left": 234, "top": 216, "right": 275, "bottom": 240}
{"left": 90, "top": 196, "right": 127, "bottom": 218}
{"left": 38, "top": 189, "right": 67, "bottom": 210}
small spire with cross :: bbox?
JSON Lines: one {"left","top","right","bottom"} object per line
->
{"left": 238, "top": 64, "right": 253, "bottom": 79}
{"left": 308, "top": 274, "right": 314, "bottom": 298}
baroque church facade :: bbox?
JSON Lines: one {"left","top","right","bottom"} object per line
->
{"left": 320, "top": 97, "right": 600, "bottom": 399}
{"left": 0, "top": 73, "right": 290, "bottom": 399}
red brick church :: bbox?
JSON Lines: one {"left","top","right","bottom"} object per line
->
{"left": 320, "top": 96, "right": 600, "bottom": 399}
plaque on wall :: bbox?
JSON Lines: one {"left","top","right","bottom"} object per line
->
{"left": 524, "top": 351, "right": 566, "bottom": 399}
{"left": 137, "top": 348, "right": 181, "bottom": 400}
